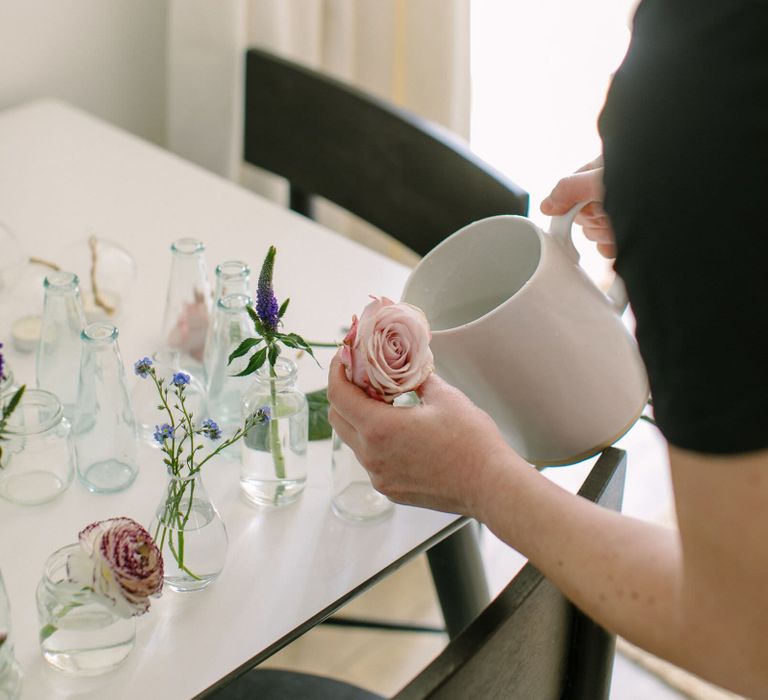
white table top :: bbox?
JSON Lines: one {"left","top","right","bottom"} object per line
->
{"left": 0, "top": 100, "right": 463, "bottom": 699}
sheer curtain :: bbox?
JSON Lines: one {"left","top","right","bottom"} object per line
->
{"left": 166, "top": 0, "right": 470, "bottom": 181}
{"left": 166, "top": 0, "right": 469, "bottom": 261}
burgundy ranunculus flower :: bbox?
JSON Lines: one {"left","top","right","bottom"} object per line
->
{"left": 67, "top": 517, "right": 163, "bottom": 618}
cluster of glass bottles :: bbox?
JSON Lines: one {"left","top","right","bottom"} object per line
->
{"left": 2, "top": 239, "right": 398, "bottom": 524}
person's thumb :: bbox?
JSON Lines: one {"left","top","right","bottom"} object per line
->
{"left": 540, "top": 170, "right": 603, "bottom": 216}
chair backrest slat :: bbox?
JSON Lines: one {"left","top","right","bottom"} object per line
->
{"left": 244, "top": 48, "right": 529, "bottom": 257}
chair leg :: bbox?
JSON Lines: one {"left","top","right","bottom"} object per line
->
{"left": 289, "top": 185, "right": 313, "bottom": 218}
{"left": 427, "top": 520, "right": 490, "bottom": 639}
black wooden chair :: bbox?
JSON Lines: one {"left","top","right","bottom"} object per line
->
{"left": 243, "top": 48, "right": 529, "bottom": 257}
{"left": 208, "top": 447, "right": 627, "bottom": 700}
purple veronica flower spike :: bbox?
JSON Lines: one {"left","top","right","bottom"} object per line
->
{"left": 256, "top": 246, "right": 280, "bottom": 331}
{"left": 171, "top": 372, "right": 190, "bottom": 388}
{"left": 0, "top": 342, "right": 6, "bottom": 383}
{"left": 134, "top": 357, "right": 153, "bottom": 378}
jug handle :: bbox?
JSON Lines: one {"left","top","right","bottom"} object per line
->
{"left": 548, "top": 202, "right": 629, "bottom": 314}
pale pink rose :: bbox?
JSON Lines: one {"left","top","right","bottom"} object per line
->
{"left": 342, "top": 296, "right": 434, "bottom": 403}
{"left": 67, "top": 517, "right": 163, "bottom": 618}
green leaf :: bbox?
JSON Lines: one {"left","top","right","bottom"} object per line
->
{"left": 307, "top": 387, "right": 332, "bottom": 441}
{"left": 276, "top": 334, "right": 300, "bottom": 349}
{"left": 40, "top": 624, "right": 57, "bottom": 641}
{"left": 228, "top": 337, "right": 262, "bottom": 365}
{"left": 279, "top": 333, "right": 320, "bottom": 365}
{"left": 5, "top": 385, "right": 25, "bottom": 417}
{"left": 234, "top": 346, "right": 268, "bottom": 376}
{"left": 246, "top": 306, "right": 268, "bottom": 338}
{"left": 278, "top": 298, "right": 290, "bottom": 319}
{"left": 268, "top": 344, "right": 280, "bottom": 366}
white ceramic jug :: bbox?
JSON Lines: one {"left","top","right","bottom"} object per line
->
{"left": 401, "top": 204, "right": 649, "bottom": 466}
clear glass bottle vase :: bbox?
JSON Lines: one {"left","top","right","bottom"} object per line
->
{"left": 73, "top": 323, "right": 138, "bottom": 493}
{"left": 36, "top": 271, "right": 86, "bottom": 421}
{"left": 149, "top": 469, "right": 228, "bottom": 592}
{"left": 0, "top": 569, "right": 22, "bottom": 699}
{"left": 331, "top": 431, "right": 393, "bottom": 523}
{"left": 203, "top": 294, "right": 253, "bottom": 434}
{"left": 240, "top": 357, "right": 308, "bottom": 507}
{"left": 160, "top": 238, "right": 212, "bottom": 371}
{"left": 213, "top": 260, "right": 251, "bottom": 304}
{"left": 35, "top": 544, "right": 136, "bottom": 676}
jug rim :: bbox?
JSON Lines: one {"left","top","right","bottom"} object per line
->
{"left": 402, "top": 214, "right": 547, "bottom": 334}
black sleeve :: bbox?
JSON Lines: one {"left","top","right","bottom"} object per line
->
{"left": 598, "top": 0, "right": 768, "bottom": 454}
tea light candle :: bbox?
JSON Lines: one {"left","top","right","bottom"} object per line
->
{"left": 11, "top": 315, "right": 41, "bottom": 353}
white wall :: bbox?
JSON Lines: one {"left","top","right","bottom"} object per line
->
{"left": 0, "top": 0, "right": 167, "bottom": 144}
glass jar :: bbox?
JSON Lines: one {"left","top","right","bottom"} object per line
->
{"left": 36, "top": 544, "right": 136, "bottom": 675}
{"left": 240, "top": 357, "right": 308, "bottom": 507}
{"left": 0, "top": 569, "right": 22, "bottom": 699}
{"left": 0, "top": 389, "right": 74, "bottom": 505}
{"left": 36, "top": 271, "right": 87, "bottom": 421}
{"left": 149, "top": 469, "right": 228, "bottom": 592}
{"left": 331, "top": 431, "right": 393, "bottom": 523}
{"left": 73, "top": 323, "right": 138, "bottom": 493}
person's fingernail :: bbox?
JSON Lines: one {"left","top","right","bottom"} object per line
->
{"left": 540, "top": 197, "right": 552, "bottom": 213}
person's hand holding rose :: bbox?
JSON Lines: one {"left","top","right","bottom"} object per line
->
{"left": 330, "top": 295, "right": 516, "bottom": 516}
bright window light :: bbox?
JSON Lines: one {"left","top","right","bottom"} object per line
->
{"left": 470, "top": 0, "right": 637, "bottom": 279}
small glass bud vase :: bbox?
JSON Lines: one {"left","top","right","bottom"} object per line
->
{"left": 240, "top": 357, "right": 308, "bottom": 507}
{"left": 213, "top": 260, "right": 251, "bottom": 304}
{"left": 331, "top": 431, "right": 393, "bottom": 523}
{"left": 149, "top": 469, "right": 228, "bottom": 592}
{"left": 36, "top": 544, "right": 136, "bottom": 676}
{"left": 203, "top": 294, "right": 253, "bottom": 434}
{"left": 161, "top": 238, "right": 212, "bottom": 372}
{"left": 0, "top": 569, "right": 22, "bottom": 699}
{"left": 73, "top": 324, "right": 138, "bottom": 493}
{"left": 36, "top": 271, "right": 87, "bottom": 421}
{"left": 0, "top": 389, "right": 74, "bottom": 506}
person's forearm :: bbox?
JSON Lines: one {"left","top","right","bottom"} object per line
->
{"left": 476, "top": 454, "right": 768, "bottom": 697}
{"left": 476, "top": 455, "right": 685, "bottom": 659}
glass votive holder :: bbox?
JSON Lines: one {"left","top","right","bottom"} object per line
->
{"left": 36, "top": 544, "right": 136, "bottom": 676}
{"left": 0, "top": 389, "right": 74, "bottom": 506}
{"left": 331, "top": 431, "right": 393, "bottom": 523}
